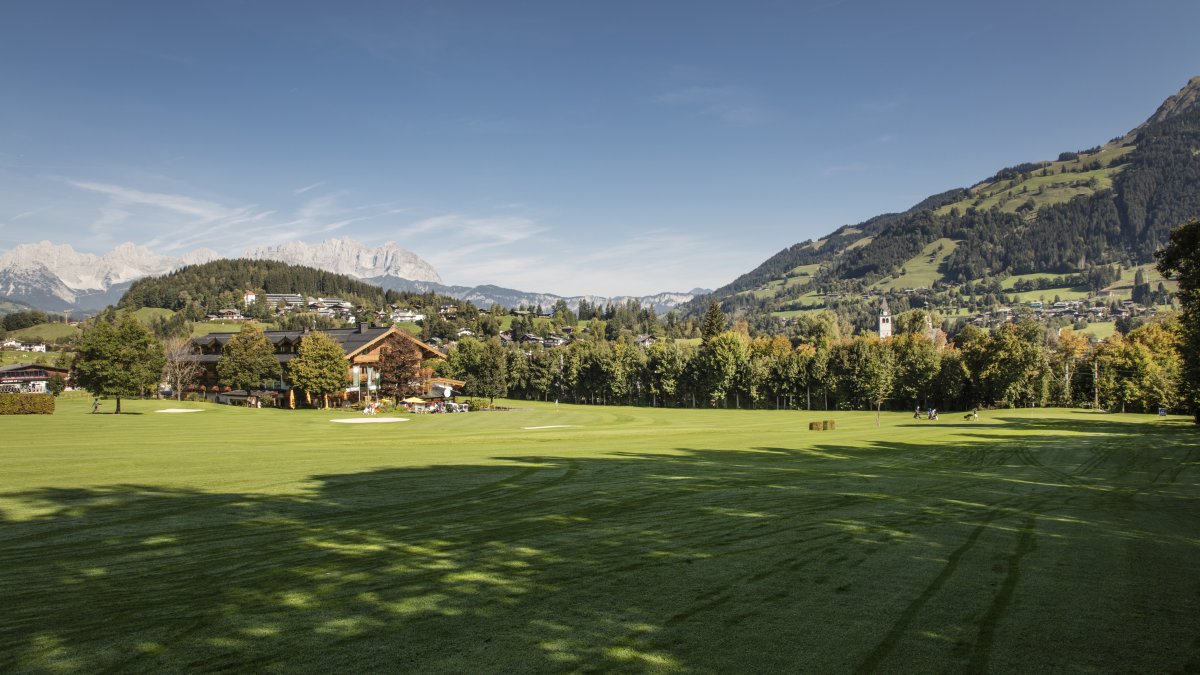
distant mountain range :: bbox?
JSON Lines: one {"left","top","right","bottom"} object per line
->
{"left": 0, "top": 241, "right": 220, "bottom": 313}
{"left": 366, "top": 276, "right": 709, "bottom": 314}
{"left": 244, "top": 238, "right": 442, "bottom": 284}
{"left": 0, "top": 237, "right": 706, "bottom": 314}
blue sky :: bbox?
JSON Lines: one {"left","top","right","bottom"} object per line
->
{"left": 1, "top": 1, "right": 1198, "bottom": 296}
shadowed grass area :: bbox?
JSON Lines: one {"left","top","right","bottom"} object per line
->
{"left": 1, "top": 400, "right": 1198, "bottom": 672}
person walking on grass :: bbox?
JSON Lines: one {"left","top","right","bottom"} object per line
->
{"left": 91, "top": 398, "right": 100, "bottom": 414}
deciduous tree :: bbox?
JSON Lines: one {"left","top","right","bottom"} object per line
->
{"left": 74, "top": 313, "right": 165, "bottom": 414}
{"left": 1156, "top": 219, "right": 1200, "bottom": 423}
{"left": 217, "top": 323, "right": 279, "bottom": 392}
{"left": 289, "top": 332, "right": 347, "bottom": 407}
{"left": 378, "top": 336, "right": 423, "bottom": 401}
{"left": 162, "top": 336, "right": 202, "bottom": 400}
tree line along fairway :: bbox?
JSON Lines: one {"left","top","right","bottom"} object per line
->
{"left": 1, "top": 399, "right": 1198, "bottom": 672}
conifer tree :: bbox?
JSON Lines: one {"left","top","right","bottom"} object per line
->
{"left": 701, "top": 300, "right": 726, "bottom": 343}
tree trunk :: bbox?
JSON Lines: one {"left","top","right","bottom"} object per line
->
{"left": 115, "top": 397, "right": 122, "bottom": 414}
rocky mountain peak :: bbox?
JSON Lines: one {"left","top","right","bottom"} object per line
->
{"left": 242, "top": 238, "right": 442, "bottom": 283}
{"left": 0, "top": 241, "right": 226, "bottom": 310}
{"left": 1124, "top": 75, "right": 1200, "bottom": 143}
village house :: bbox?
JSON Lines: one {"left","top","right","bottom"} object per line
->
{"left": 425, "top": 377, "right": 465, "bottom": 400}
{"left": 190, "top": 323, "right": 445, "bottom": 408}
{"left": 390, "top": 307, "right": 425, "bottom": 323}
{"left": 0, "top": 362, "right": 69, "bottom": 394}
{"left": 261, "top": 293, "right": 306, "bottom": 312}
{"left": 2, "top": 339, "right": 48, "bottom": 352}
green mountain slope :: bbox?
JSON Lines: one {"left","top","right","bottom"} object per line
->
{"left": 692, "top": 76, "right": 1200, "bottom": 324}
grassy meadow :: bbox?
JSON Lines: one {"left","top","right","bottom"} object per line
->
{"left": 2, "top": 399, "right": 1198, "bottom": 672}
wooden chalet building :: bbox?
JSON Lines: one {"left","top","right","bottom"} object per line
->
{"left": 191, "top": 324, "right": 445, "bottom": 407}
{"left": 0, "top": 363, "right": 70, "bottom": 394}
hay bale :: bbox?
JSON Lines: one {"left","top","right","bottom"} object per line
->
{"left": 809, "top": 421, "right": 819, "bottom": 431}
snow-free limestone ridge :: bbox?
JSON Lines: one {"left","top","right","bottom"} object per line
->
{"left": 0, "top": 241, "right": 221, "bottom": 311}
{"left": 243, "top": 238, "right": 442, "bottom": 284}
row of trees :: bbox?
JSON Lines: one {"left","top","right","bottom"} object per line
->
{"left": 72, "top": 318, "right": 426, "bottom": 412}
{"left": 444, "top": 304, "right": 1187, "bottom": 418}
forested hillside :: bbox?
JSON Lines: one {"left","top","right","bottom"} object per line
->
{"left": 118, "top": 259, "right": 460, "bottom": 316}
{"left": 689, "top": 77, "right": 1200, "bottom": 324}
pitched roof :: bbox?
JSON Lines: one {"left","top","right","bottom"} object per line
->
{"left": 0, "top": 362, "right": 70, "bottom": 376}
{"left": 193, "top": 325, "right": 446, "bottom": 360}
{"left": 880, "top": 298, "right": 891, "bottom": 315}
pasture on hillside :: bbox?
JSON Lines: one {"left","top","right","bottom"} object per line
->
{"left": 1, "top": 400, "right": 1198, "bottom": 672}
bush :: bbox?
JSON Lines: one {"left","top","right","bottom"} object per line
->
{"left": 463, "top": 398, "right": 489, "bottom": 411}
{"left": 0, "top": 393, "right": 55, "bottom": 414}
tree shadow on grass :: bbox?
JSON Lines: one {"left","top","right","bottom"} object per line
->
{"left": 1, "top": 421, "right": 1198, "bottom": 673}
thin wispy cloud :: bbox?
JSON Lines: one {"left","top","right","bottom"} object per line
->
{"left": 657, "top": 85, "right": 771, "bottom": 126}
{"left": 89, "top": 207, "right": 131, "bottom": 234}
{"left": 428, "top": 223, "right": 752, "bottom": 296}
{"left": 294, "top": 182, "right": 326, "bottom": 195}
{"left": 69, "top": 180, "right": 243, "bottom": 222}
{"left": 64, "top": 180, "right": 412, "bottom": 255}
{"left": 414, "top": 215, "right": 547, "bottom": 267}
{"left": 11, "top": 206, "right": 52, "bottom": 222}
{"left": 56, "top": 177, "right": 740, "bottom": 295}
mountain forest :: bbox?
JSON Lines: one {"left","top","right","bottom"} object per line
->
{"left": 686, "top": 77, "right": 1200, "bottom": 334}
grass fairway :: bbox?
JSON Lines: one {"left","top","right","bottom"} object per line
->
{"left": 2, "top": 400, "right": 1198, "bottom": 672}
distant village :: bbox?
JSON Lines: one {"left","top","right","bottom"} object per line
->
{"left": 206, "top": 291, "right": 583, "bottom": 348}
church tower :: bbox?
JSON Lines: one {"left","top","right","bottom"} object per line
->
{"left": 878, "top": 298, "right": 892, "bottom": 339}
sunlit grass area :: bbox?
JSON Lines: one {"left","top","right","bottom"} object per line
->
{"left": 2, "top": 399, "right": 1198, "bottom": 672}
{"left": 873, "top": 238, "right": 959, "bottom": 291}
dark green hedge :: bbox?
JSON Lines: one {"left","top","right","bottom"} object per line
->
{"left": 0, "top": 393, "right": 55, "bottom": 414}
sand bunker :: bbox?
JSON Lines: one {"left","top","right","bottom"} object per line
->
{"left": 331, "top": 417, "right": 410, "bottom": 424}
{"left": 522, "top": 425, "right": 574, "bottom": 430}
{"left": 156, "top": 409, "right": 204, "bottom": 413}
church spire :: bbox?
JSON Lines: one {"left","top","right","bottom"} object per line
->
{"left": 878, "top": 298, "right": 892, "bottom": 338}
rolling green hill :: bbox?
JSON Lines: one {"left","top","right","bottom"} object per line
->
{"left": 7, "top": 322, "right": 80, "bottom": 342}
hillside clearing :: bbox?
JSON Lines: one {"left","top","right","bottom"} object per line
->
{"left": 873, "top": 238, "right": 959, "bottom": 291}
